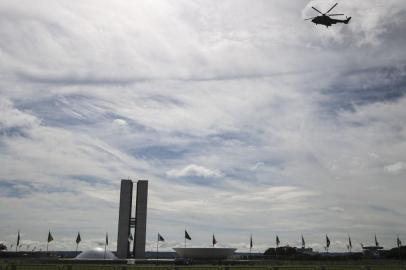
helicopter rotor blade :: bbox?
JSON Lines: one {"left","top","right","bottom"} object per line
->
{"left": 311, "top": 6, "right": 324, "bottom": 15}
{"left": 304, "top": 17, "right": 316, "bottom": 20}
{"left": 326, "top": 3, "right": 338, "bottom": 14}
{"left": 328, "top": 14, "right": 344, "bottom": 16}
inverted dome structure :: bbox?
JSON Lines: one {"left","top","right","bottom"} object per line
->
{"left": 75, "top": 247, "right": 118, "bottom": 260}
{"left": 173, "top": 247, "right": 236, "bottom": 259}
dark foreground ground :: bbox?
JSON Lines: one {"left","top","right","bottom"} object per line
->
{"left": 1, "top": 259, "right": 406, "bottom": 270}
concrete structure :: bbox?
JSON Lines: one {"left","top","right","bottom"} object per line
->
{"left": 117, "top": 180, "right": 133, "bottom": 258}
{"left": 133, "top": 180, "right": 148, "bottom": 259}
{"left": 116, "top": 179, "right": 148, "bottom": 259}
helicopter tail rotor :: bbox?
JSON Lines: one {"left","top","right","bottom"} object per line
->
{"left": 344, "top": 17, "right": 352, "bottom": 24}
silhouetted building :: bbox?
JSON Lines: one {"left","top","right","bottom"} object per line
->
{"left": 117, "top": 180, "right": 133, "bottom": 258}
{"left": 133, "top": 180, "right": 148, "bottom": 259}
{"left": 116, "top": 179, "right": 148, "bottom": 259}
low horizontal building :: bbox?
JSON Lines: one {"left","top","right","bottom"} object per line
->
{"left": 173, "top": 248, "right": 236, "bottom": 260}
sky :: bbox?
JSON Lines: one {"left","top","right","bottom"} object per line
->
{"left": 1, "top": 0, "right": 406, "bottom": 253}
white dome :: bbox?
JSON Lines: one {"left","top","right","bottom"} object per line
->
{"left": 75, "top": 247, "right": 118, "bottom": 260}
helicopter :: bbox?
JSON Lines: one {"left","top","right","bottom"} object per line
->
{"left": 305, "top": 3, "right": 351, "bottom": 27}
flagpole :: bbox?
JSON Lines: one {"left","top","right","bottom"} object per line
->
{"left": 104, "top": 243, "right": 106, "bottom": 259}
{"left": 76, "top": 232, "right": 81, "bottom": 256}
{"left": 16, "top": 230, "right": 20, "bottom": 252}
{"left": 275, "top": 235, "right": 278, "bottom": 258}
{"left": 399, "top": 243, "right": 401, "bottom": 261}
{"left": 398, "top": 235, "right": 401, "bottom": 261}
{"left": 104, "top": 242, "right": 106, "bottom": 259}
{"left": 104, "top": 233, "right": 107, "bottom": 260}
{"left": 47, "top": 229, "right": 52, "bottom": 255}
{"left": 249, "top": 234, "right": 252, "bottom": 259}
{"left": 156, "top": 234, "right": 159, "bottom": 265}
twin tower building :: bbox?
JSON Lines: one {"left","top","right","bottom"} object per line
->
{"left": 116, "top": 179, "right": 148, "bottom": 259}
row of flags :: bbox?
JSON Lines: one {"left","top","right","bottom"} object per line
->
{"left": 11, "top": 230, "right": 403, "bottom": 252}
{"left": 182, "top": 230, "right": 402, "bottom": 251}
{"left": 271, "top": 234, "right": 402, "bottom": 251}
{"left": 155, "top": 231, "right": 214, "bottom": 245}
{"left": 12, "top": 230, "right": 94, "bottom": 252}
{"left": 154, "top": 231, "right": 260, "bottom": 251}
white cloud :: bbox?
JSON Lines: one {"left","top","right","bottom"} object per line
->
{"left": 384, "top": 162, "right": 406, "bottom": 174}
{"left": 166, "top": 164, "right": 222, "bottom": 178}
{"left": 112, "top": 118, "right": 127, "bottom": 126}
{"left": 0, "top": 97, "right": 39, "bottom": 130}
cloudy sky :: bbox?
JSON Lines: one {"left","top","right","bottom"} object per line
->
{"left": 1, "top": 0, "right": 406, "bottom": 253}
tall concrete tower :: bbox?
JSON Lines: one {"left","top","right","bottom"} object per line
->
{"left": 133, "top": 180, "right": 148, "bottom": 259}
{"left": 116, "top": 179, "right": 148, "bottom": 259}
{"left": 117, "top": 180, "right": 133, "bottom": 258}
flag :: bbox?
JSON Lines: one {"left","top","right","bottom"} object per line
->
{"left": 301, "top": 235, "right": 305, "bottom": 248}
{"left": 212, "top": 234, "right": 217, "bottom": 246}
{"left": 185, "top": 230, "right": 192, "bottom": 240}
{"left": 326, "top": 235, "right": 330, "bottom": 248}
{"left": 158, "top": 233, "right": 165, "bottom": 242}
{"left": 397, "top": 236, "right": 402, "bottom": 248}
{"left": 348, "top": 235, "right": 352, "bottom": 249}
{"left": 17, "top": 231, "right": 20, "bottom": 247}
{"left": 375, "top": 235, "right": 379, "bottom": 247}
{"left": 128, "top": 233, "right": 133, "bottom": 242}
{"left": 76, "top": 232, "right": 81, "bottom": 244}
{"left": 48, "top": 231, "right": 54, "bottom": 243}
{"left": 250, "top": 235, "right": 253, "bottom": 249}
{"left": 276, "top": 235, "right": 280, "bottom": 247}
{"left": 106, "top": 233, "right": 109, "bottom": 246}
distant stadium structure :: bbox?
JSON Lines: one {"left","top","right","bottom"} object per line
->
{"left": 116, "top": 179, "right": 148, "bottom": 259}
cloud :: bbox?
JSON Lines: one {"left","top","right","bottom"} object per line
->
{"left": 0, "top": 97, "right": 39, "bottom": 134}
{"left": 167, "top": 164, "right": 222, "bottom": 178}
{"left": 1, "top": 0, "right": 406, "bottom": 252}
{"left": 384, "top": 162, "right": 406, "bottom": 174}
{"left": 112, "top": 118, "right": 127, "bottom": 126}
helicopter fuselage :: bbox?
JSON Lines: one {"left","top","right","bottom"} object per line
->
{"left": 311, "top": 15, "right": 351, "bottom": 27}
